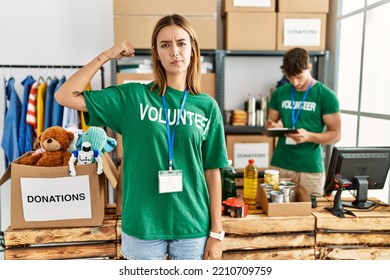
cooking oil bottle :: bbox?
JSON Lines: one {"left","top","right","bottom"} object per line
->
{"left": 243, "top": 159, "right": 258, "bottom": 212}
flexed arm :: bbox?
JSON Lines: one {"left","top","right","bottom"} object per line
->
{"left": 54, "top": 40, "right": 135, "bottom": 112}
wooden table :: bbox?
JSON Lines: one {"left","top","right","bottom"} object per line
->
{"left": 222, "top": 209, "right": 316, "bottom": 260}
{"left": 4, "top": 199, "right": 390, "bottom": 260}
{"left": 3, "top": 208, "right": 118, "bottom": 260}
{"left": 221, "top": 196, "right": 390, "bottom": 260}
{"left": 313, "top": 197, "right": 390, "bottom": 260}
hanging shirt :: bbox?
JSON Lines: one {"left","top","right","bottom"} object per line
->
{"left": 3, "top": 77, "right": 7, "bottom": 119}
{"left": 1, "top": 77, "right": 22, "bottom": 168}
{"left": 63, "top": 82, "right": 91, "bottom": 130}
{"left": 36, "top": 80, "right": 47, "bottom": 136}
{"left": 62, "top": 106, "right": 80, "bottom": 129}
{"left": 26, "top": 81, "right": 39, "bottom": 136}
{"left": 43, "top": 77, "right": 59, "bottom": 130}
{"left": 52, "top": 76, "right": 66, "bottom": 127}
{"left": 18, "top": 75, "right": 36, "bottom": 154}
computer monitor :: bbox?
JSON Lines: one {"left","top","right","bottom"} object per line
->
{"left": 324, "top": 146, "right": 390, "bottom": 216}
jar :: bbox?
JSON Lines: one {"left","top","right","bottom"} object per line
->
{"left": 264, "top": 169, "right": 280, "bottom": 190}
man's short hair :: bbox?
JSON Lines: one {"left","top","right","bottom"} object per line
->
{"left": 281, "top": 48, "right": 311, "bottom": 77}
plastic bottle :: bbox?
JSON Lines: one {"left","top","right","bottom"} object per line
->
{"left": 246, "top": 94, "right": 256, "bottom": 126}
{"left": 243, "top": 159, "right": 258, "bottom": 211}
{"left": 221, "top": 159, "right": 237, "bottom": 201}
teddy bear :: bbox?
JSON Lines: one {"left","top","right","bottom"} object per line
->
{"left": 18, "top": 126, "right": 74, "bottom": 167}
{"left": 68, "top": 126, "right": 117, "bottom": 176}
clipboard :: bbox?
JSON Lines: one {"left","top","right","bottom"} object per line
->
{"left": 262, "top": 128, "right": 299, "bottom": 137}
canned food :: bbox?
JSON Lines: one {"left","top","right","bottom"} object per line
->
{"left": 279, "top": 180, "right": 297, "bottom": 202}
{"left": 260, "top": 183, "right": 274, "bottom": 202}
{"left": 270, "top": 190, "right": 284, "bottom": 203}
{"left": 279, "top": 180, "right": 297, "bottom": 188}
{"left": 264, "top": 169, "right": 279, "bottom": 190}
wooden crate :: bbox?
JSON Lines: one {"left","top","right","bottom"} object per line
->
{"left": 4, "top": 211, "right": 119, "bottom": 260}
{"left": 222, "top": 211, "right": 316, "bottom": 260}
{"left": 116, "top": 218, "right": 123, "bottom": 259}
{"left": 117, "top": 213, "right": 315, "bottom": 260}
{"left": 313, "top": 197, "right": 390, "bottom": 260}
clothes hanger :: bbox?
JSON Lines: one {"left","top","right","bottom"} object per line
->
{"left": 2, "top": 65, "right": 5, "bottom": 81}
{"left": 7, "top": 65, "right": 14, "bottom": 80}
{"left": 51, "top": 65, "right": 58, "bottom": 80}
{"left": 45, "top": 65, "right": 52, "bottom": 83}
{"left": 37, "top": 66, "right": 45, "bottom": 84}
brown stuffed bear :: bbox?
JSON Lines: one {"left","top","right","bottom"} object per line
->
{"left": 18, "top": 126, "right": 74, "bottom": 167}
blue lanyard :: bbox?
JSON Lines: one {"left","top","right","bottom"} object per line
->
{"left": 291, "top": 80, "right": 313, "bottom": 129}
{"left": 162, "top": 88, "right": 188, "bottom": 172}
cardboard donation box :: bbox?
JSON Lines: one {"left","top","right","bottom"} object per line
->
{"left": 114, "top": 0, "right": 217, "bottom": 49}
{"left": 258, "top": 182, "right": 311, "bottom": 216}
{"left": 225, "top": 12, "right": 277, "bottom": 51}
{"left": 223, "top": 0, "right": 276, "bottom": 13}
{"left": 226, "top": 135, "right": 274, "bottom": 171}
{"left": 0, "top": 153, "right": 118, "bottom": 229}
{"left": 277, "top": 13, "right": 327, "bottom": 51}
{"left": 277, "top": 0, "right": 329, "bottom": 13}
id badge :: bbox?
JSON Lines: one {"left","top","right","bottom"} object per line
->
{"left": 158, "top": 170, "right": 183, "bottom": 193}
{"left": 286, "top": 136, "right": 297, "bottom": 145}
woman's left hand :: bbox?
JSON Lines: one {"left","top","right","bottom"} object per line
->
{"left": 203, "top": 237, "right": 223, "bottom": 260}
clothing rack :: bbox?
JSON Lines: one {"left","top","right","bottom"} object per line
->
{"left": 1, "top": 64, "right": 105, "bottom": 88}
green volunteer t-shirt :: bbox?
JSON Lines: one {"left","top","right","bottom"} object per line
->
{"left": 83, "top": 82, "right": 228, "bottom": 240}
{"left": 269, "top": 81, "right": 339, "bottom": 173}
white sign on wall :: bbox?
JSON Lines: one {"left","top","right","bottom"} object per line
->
{"left": 234, "top": 143, "right": 269, "bottom": 169}
{"left": 20, "top": 175, "right": 92, "bottom": 222}
{"left": 284, "top": 19, "right": 321, "bottom": 46}
{"left": 233, "top": 0, "right": 271, "bottom": 7}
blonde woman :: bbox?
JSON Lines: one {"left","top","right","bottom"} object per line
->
{"left": 55, "top": 14, "right": 228, "bottom": 260}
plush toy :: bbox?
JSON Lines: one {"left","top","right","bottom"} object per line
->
{"left": 68, "top": 126, "right": 117, "bottom": 176}
{"left": 18, "top": 126, "right": 74, "bottom": 167}
{"left": 65, "top": 126, "right": 84, "bottom": 153}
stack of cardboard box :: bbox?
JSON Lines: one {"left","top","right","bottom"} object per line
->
{"left": 276, "top": 0, "right": 329, "bottom": 51}
{"left": 113, "top": 0, "right": 217, "bottom": 50}
{"left": 113, "top": 0, "right": 217, "bottom": 99}
{"left": 223, "top": 0, "right": 329, "bottom": 51}
{"left": 223, "top": 0, "right": 277, "bottom": 51}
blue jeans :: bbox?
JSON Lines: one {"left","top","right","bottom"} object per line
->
{"left": 121, "top": 232, "right": 207, "bottom": 260}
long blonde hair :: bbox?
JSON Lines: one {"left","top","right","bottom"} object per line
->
{"left": 150, "top": 14, "right": 202, "bottom": 95}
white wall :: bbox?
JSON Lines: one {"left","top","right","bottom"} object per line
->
{"left": 0, "top": 0, "right": 114, "bottom": 231}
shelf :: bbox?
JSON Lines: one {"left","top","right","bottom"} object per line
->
{"left": 223, "top": 50, "right": 328, "bottom": 57}
{"left": 110, "top": 49, "right": 330, "bottom": 136}
{"left": 217, "top": 50, "right": 330, "bottom": 119}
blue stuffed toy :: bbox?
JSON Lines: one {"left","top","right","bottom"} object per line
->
{"left": 68, "top": 126, "right": 117, "bottom": 176}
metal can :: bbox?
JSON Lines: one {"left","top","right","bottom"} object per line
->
{"left": 270, "top": 190, "right": 284, "bottom": 203}
{"left": 279, "top": 180, "right": 297, "bottom": 202}
{"left": 260, "top": 183, "right": 274, "bottom": 202}
{"left": 264, "top": 169, "right": 279, "bottom": 190}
